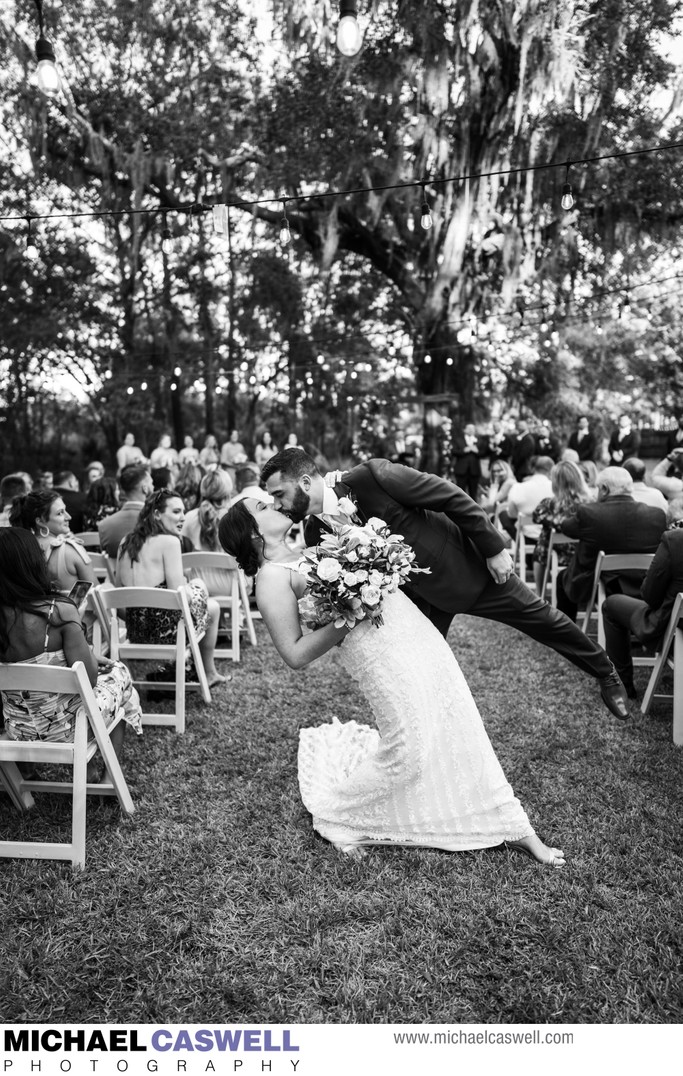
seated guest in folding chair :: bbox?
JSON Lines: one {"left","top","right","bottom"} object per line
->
{"left": 10, "top": 489, "right": 96, "bottom": 595}
{"left": 0, "top": 529, "right": 142, "bottom": 779}
{"left": 532, "top": 460, "right": 593, "bottom": 594}
{"left": 498, "top": 456, "right": 553, "bottom": 543}
{"left": 116, "top": 489, "right": 228, "bottom": 688}
{"left": 556, "top": 466, "right": 667, "bottom": 622}
{"left": 602, "top": 497, "right": 683, "bottom": 698}
{"left": 181, "top": 470, "right": 234, "bottom": 594}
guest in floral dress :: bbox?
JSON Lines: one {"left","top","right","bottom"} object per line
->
{"left": 116, "top": 489, "right": 228, "bottom": 688}
{"left": 532, "top": 460, "right": 594, "bottom": 594}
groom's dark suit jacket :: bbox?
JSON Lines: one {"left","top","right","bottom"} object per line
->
{"left": 304, "top": 459, "right": 507, "bottom": 615}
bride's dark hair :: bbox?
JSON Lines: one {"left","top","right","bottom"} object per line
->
{"left": 218, "top": 500, "right": 263, "bottom": 576}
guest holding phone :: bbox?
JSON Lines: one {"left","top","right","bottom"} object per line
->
{"left": 10, "top": 490, "right": 96, "bottom": 595}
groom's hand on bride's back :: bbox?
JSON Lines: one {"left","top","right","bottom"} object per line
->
{"left": 486, "top": 548, "right": 513, "bottom": 584}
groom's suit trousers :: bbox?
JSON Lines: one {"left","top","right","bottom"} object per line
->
{"left": 407, "top": 573, "right": 614, "bottom": 681}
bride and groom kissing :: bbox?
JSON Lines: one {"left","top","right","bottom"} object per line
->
{"left": 218, "top": 449, "right": 629, "bottom": 867}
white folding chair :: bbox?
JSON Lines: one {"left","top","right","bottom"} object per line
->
{"left": 641, "top": 592, "right": 683, "bottom": 745}
{"left": 73, "top": 531, "right": 102, "bottom": 550}
{"left": 181, "top": 552, "right": 257, "bottom": 661}
{"left": 540, "top": 532, "right": 578, "bottom": 606}
{"left": 94, "top": 586, "right": 211, "bottom": 733}
{"left": 582, "top": 552, "right": 656, "bottom": 647}
{"left": 512, "top": 514, "right": 539, "bottom": 589}
{"left": 87, "top": 551, "right": 116, "bottom": 584}
{"left": 0, "top": 660, "right": 134, "bottom": 868}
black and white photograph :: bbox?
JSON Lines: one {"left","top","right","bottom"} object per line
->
{"left": 1, "top": 0, "right": 682, "bottom": 1069}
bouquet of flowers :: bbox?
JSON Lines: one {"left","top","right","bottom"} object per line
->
{"left": 298, "top": 517, "right": 430, "bottom": 630}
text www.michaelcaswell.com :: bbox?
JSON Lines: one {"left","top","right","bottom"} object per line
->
{"left": 393, "top": 1029, "right": 574, "bottom": 1046}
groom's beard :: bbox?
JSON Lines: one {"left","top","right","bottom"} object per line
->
{"left": 285, "top": 486, "right": 311, "bottom": 524}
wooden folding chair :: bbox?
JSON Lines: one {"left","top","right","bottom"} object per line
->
{"left": 73, "top": 531, "right": 102, "bottom": 550}
{"left": 582, "top": 552, "right": 655, "bottom": 647}
{"left": 512, "top": 514, "right": 539, "bottom": 590}
{"left": 181, "top": 552, "right": 257, "bottom": 661}
{"left": 0, "top": 660, "right": 134, "bottom": 868}
{"left": 540, "top": 532, "right": 578, "bottom": 606}
{"left": 94, "top": 586, "right": 211, "bottom": 733}
{"left": 641, "top": 592, "right": 683, "bottom": 745}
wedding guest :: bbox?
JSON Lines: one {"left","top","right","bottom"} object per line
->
{"left": 37, "top": 470, "right": 54, "bottom": 490}
{"left": 561, "top": 447, "right": 580, "bottom": 464}
{"left": 98, "top": 464, "right": 154, "bottom": 561}
{"left": 53, "top": 471, "right": 87, "bottom": 533}
{"left": 608, "top": 415, "right": 640, "bottom": 466}
{"left": 232, "top": 464, "right": 273, "bottom": 505}
{"left": 0, "top": 528, "right": 142, "bottom": 778}
{"left": 10, "top": 489, "right": 96, "bottom": 594}
{"left": 509, "top": 418, "right": 536, "bottom": 479}
{"left": 284, "top": 432, "right": 300, "bottom": 451}
{"left": 556, "top": 466, "right": 666, "bottom": 621}
{"left": 487, "top": 420, "right": 512, "bottom": 463}
{"left": 181, "top": 470, "right": 235, "bottom": 595}
{"left": 220, "top": 430, "right": 248, "bottom": 474}
{"left": 82, "top": 477, "right": 120, "bottom": 533}
{"left": 116, "top": 490, "right": 227, "bottom": 688}
{"left": 480, "top": 460, "right": 515, "bottom": 519}
{"left": 534, "top": 422, "right": 561, "bottom": 462}
{"left": 175, "top": 461, "right": 204, "bottom": 511}
{"left": 83, "top": 461, "right": 105, "bottom": 492}
{"left": 0, "top": 474, "right": 30, "bottom": 527}
{"left": 151, "top": 466, "right": 174, "bottom": 491}
{"left": 531, "top": 460, "right": 592, "bottom": 594}
{"left": 578, "top": 459, "right": 599, "bottom": 493}
{"left": 452, "top": 423, "right": 483, "bottom": 501}
{"left": 665, "top": 413, "right": 683, "bottom": 454}
{"left": 498, "top": 456, "right": 553, "bottom": 541}
{"left": 568, "top": 416, "right": 598, "bottom": 462}
{"left": 650, "top": 449, "right": 683, "bottom": 500}
{"left": 254, "top": 431, "right": 277, "bottom": 468}
{"left": 116, "top": 433, "right": 147, "bottom": 473}
{"left": 150, "top": 434, "right": 179, "bottom": 475}
{"left": 603, "top": 498, "right": 683, "bottom": 698}
{"left": 622, "top": 458, "right": 667, "bottom": 512}
{"left": 178, "top": 435, "right": 200, "bottom": 466}
{"left": 199, "top": 434, "right": 220, "bottom": 471}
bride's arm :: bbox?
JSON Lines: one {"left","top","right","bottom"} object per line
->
{"left": 256, "top": 566, "right": 349, "bottom": 670}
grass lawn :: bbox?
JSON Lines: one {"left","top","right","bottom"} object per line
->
{"left": 1, "top": 613, "right": 682, "bottom": 1025}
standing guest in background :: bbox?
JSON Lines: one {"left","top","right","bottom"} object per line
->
{"left": 531, "top": 460, "right": 592, "bottom": 594}
{"left": 82, "top": 477, "right": 120, "bottom": 533}
{"left": 83, "top": 461, "right": 105, "bottom": 492}
{"left": 199, "top": 434, "right": 220, "bottom": 471}
{"left": 53, "top": 471, "right": 87, "bottom": 534}
{"left": 116, "top": 432, "right": 147, "bottom": 473}
{"left": 556, "top": 466, "right": 666, "bottom": 622}
{"left": 150, "top": 434, "right": 179, "bottom": 477}
{"left": 10, "top": 489, "right": 96, "bottom": 594}
{"left": 220, "top": 430, "right": 248, "bottom": 474}
{"left": 665, "top": 414, "right": 683, "bottom": 454}
{"left": 568, "top": 416, "right": 598, "bottom": 462}
{"left": 498, "top": 456, "right": 553, "bottom": 542}
{"left": 178, "top": 435, "right": 200, "bottom": 466}
{"left": 0, "top": 473, "right": 31, "bottom": 527}
{"left": 487, "top": 420, "right": 512, "bottom": 464}
{"left": 175, "top": 461, "right": 204, "bottom": 511}
{"left": 284, "top": 432, "right": 300, "bottom": 451}
{"left": 452, "top": 423, "right": 483, "bottom": 500}
{"left": 608, "top": 415, "right": 640, "bottom": 466}
{"left": 510, "top": 419, "right": 537, "bottom": 480}
{"left": 534, "top": 422, "right": 561, "bottom": 462}
{"left": 98, "top": 464, "right": 153, "bottom": 561}
{"left": 622, "top": 458, "right": 667, "bottom": 512}
{"left": 255, "top": 431, "right": 277, "bottom": 468}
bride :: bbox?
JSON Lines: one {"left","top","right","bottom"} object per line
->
{"left": 219, "top": 498, "right": 565, "bottom": 867}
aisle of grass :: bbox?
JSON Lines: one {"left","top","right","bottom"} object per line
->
{"left": 1, "top": 614, "right": 682, "bottom": 1024}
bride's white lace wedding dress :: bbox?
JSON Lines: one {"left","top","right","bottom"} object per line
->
{"left": 296, "top": 578, "right": 535, "bottom": 852}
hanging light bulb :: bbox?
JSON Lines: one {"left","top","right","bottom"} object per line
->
{"left": 336, "top": 0, "right": 362, "bottom": 56}
{"left": 161, "top": 214, "right": 173, "bottom": 254}
{"left": 279, "top": 201, "right": 291, "bottom": 245}
{"left": 420, "top": 186, "right": 433, "bottom": 230}
{"left": 35, "top": 33, "right": 60, "bottom": 96}
{"left": 561, "top": 162, "right": 574, "bottom": 211}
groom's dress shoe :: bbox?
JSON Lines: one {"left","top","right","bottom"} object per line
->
{"left": 599, "top": 671, "right": 629, "bottom": 719}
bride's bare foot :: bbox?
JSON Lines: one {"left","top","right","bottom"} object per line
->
{"left": 206, "top": 671, "right": 231, "bottom": 688}
{"left": 506, "top": 834, "right": 566, "bottom": 868}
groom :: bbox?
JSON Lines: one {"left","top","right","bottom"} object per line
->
{"left": 260, "top": 448, "right": 630, "bottom": 719}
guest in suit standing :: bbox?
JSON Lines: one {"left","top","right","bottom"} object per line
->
{"left": 603, "top": 500, "right": 683, "bottom": 698}
{"left": 568, "top": 416, "right": 598, "bottom": 462}
{"left": 259, "top": 449, "right": 632, "bottom": 719}
{"left": 452, "top": 423, "right": 483, "bottom": 501}
{"left": 556, "top": 466, "right": 666, "bottom": 621}
{"left": 608, "top": 415, "right": 640, "bottom": 466}
{"left": 534, "top": 422, "right": 561, "bottom": 462}
{"left": 510, "top": 419, "right": 537, "bottom": 480}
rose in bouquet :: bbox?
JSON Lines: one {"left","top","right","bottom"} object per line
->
{"left": 298, "top": 517, "right": 430, "bottom": 630}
